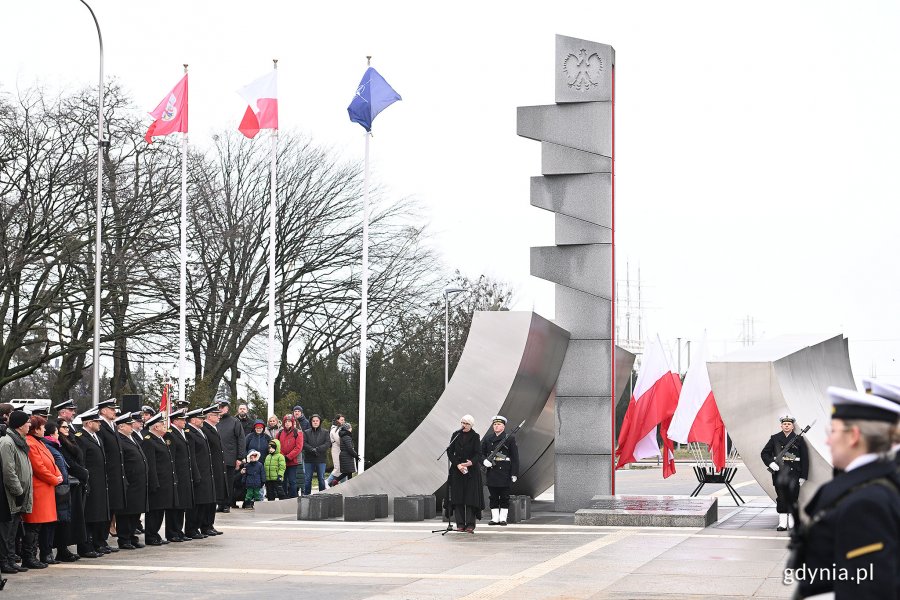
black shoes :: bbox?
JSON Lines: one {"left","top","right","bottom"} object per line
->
{"left": 57, "top": 553, "right": 80, "bottom": 562}
{"left": 80, "top": 551, "right": 102, "bottom": 559}
{"left": 0, "top": 563, "right": 17, "bottom": 574}
{"left": 22, "top": 558, "right": 48, "bottom": 569}
{"left": 167, "top": 536, "right": 185, "bottom": 543}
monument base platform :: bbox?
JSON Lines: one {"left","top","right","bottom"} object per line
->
{"left": 574, "top": 495, "right": 717, "bottom": 527}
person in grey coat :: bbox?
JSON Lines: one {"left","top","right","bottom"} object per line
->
{"left": 0, "top": 411, "right": 34, "bottom": 573}
{"left": 215, "top": 400, "right": 245, "bottom": 512}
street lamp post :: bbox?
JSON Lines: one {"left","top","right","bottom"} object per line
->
{"left": 444, "top": 287, "right": 466, "bottom": 388}
{"left": 78, "top": 0, "right": 105, "bottom": 408}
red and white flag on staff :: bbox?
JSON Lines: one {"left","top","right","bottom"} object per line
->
{"left": 145, "top": 75, "right": 189, "bottom": 144}
{"left": 668, "top": 335, "right": 727, "bottom": 471}
{"left": 616, "top": 336, "right": 682, "bottom": 478}
{"left": 159, "top": 383, "right": 170, "bottom": 415}
{"left": 238, "top": 70, "right": 278, "bottom": 139}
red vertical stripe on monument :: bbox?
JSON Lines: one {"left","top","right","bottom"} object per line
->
{"left": 610, "top": 63, "right": 616, "bottom": 495}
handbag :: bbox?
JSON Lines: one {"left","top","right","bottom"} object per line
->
{"left": 55, "top": 483, "right": 71, "bottom": 497}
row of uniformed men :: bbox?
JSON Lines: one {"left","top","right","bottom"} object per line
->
{"left": 51, "top": 397, "right": 229, "bottom": 553}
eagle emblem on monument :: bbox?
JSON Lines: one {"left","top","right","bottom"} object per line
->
{"left": 563, "top": 49, "right": 603, "bottom": 91}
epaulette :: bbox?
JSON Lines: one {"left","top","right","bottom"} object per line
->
{"left": 167, "top": 429, "right": 172, "bottom": 433}
{"left": 75, "top": 432, "right": 82, "bottom": 437}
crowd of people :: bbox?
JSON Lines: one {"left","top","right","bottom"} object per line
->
{"left": 0, "top": 397, "right": 358, "bottom": 575}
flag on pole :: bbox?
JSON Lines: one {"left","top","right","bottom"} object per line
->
{"left": 238, "top": 70, "right": 278, "bottom": 139}
{"left": 347, "top": 67, "right": 401, "bottom": 131}
{"left": 667, "top": 335, "right": 727, "bottom": 470}
{"left": 145, "top": 75, "right": 189, "bottom": 144}
{"left": 160, "top": 382, "right": 170, "bottom": 415}
{"left": 616, "top": 337, "right": 682, "bottom": 478}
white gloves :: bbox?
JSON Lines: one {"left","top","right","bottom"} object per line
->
{"left": 799, "top": 478, "right": 807, "bottom": 486}
{"left": 511, "top": 476, "right": 517, "bottom": 483}
{"left": 769, "top": 462, "right": 780, "bottom": 472}
{"left": 483, "top": 459, "right": 492, "bottom": 468}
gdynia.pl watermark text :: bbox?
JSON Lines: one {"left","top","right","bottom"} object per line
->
{"left": 784, "top": 564, "right": 874, "bottom": 585}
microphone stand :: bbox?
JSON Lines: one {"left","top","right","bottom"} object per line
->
{"left": 433, "top": 429, "right": 462, "bottom": 535}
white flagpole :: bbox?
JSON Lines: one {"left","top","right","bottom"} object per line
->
{"left": 178, "top": 64, "right": 188, "bottom": 411}
{"left": 358, "top": 54, "right": 372, "bottom": 474}
{"left": 359, "top": 128, "right": 370, "bottom": 474}
{"left": 267, "top": 60, "right": 279, "bottom": 419}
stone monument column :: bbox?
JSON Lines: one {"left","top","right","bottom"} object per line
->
{"left": 517, "top": 35, "right": 615, "bottom": 511}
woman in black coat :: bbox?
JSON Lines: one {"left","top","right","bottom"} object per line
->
{"left": 447, "top": 414, "right": 484, "bottom": 533}
{"left": 56, "top": 422, "right": 90, "bottom": 560}
{"left": 336, "top": 423, "right": 359, "bottom": 483}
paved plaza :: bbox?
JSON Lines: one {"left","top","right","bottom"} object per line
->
{"left": 3, "top": 462, "right": 798, "bottom": 599}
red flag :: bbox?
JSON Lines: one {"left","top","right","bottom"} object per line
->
{"left": 237, "top": 71, "right": 277, "bottom": 139}
{"left": 688, "top": 392, "right": 726, "bottom": 471}
{"left": 160, "top": 383, "right": 169, "bottom": 415}
{"left": 616, "top": 338, "right": 681, "bottom": 478}
{"left": 145, "top": 75, "right": 189, "bottom": 144}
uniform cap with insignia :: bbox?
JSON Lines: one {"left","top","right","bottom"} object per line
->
{"left": 145, "top": 412, "right": 165, "bottom": 427}
{"left": 492, "top": 415, "right": 508, "bottom": 425}
{"left": 217, "top": 399, "right": 230, "bottom": 407}
{"left": 77, "top": 407, "right": 102, "bottom": 422}
{"left": 141, "top": 405, "right": 155, "bottom": 415}
{"left": 186, "top": 408, "right": 205, "bottom": 419}
{"left": 868, "top": 379, "right": 900, "bottom": 404}
{"left": 779, "top": 414, "right": 796, "bottom": 424}
{"left": 31, "top": 407, "right": 50, "bottom": 417}
{"left": 203, "top": 404, "right": 221, "bottom": 415}
{"left": 827, "top": 385, "right": 900, "bottom": 423}
{"left": 169, "top": 408, "right": 188, "bottom": 420}
{"left": 114, "top": 412, "right": 135, "bottom": 426}
{"left": 97, "top": 398, "right": 119, "bottom": 410}
{"left": 53, "top": 399, "right": 77, "bottom": 411}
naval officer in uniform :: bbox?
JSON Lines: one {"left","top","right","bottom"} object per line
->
{"left": 761, "top": 414, "right": 809, "bottom": 530}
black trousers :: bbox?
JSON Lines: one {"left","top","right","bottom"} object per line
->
{"left": 185, "top": 507, "right": 201, "bottom": 535}
{"left": 222, "top": 466, "right": 236, "bottom": 507}
{"left": 487, "top": 485, "right": 511, "bottom": 509}
{"left": 116, "top": 513, "right": 138, "bottom": 546}
{"left": 165, "top": 509, "right": 185, "bottom": 540}
{"left": 0, "top": 514, "right": 22, "bottom": 561}
{"left": 38, "top": 523, "right": 56, "bottom": 559}
{"left": 86, "top": 521, "right": 107, "bottom": 550}
{"left": 452, "top": 504, "right": 478, "bottom": 528}
{"left": 772, "top": 466, "right": 801, "bottom": 514}
{"left": 199, "top": 503, "right": 216, "bottom": 531}
{"left": 145, "top": 509, "right": 165, "bottom": 542}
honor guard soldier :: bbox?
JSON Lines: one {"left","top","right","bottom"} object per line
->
{"left": 141, "top": 412, "right": 177, "bottom": 546}
{"left": 791, "top": 382, "right": 900, "bottom": 599}
{"left": 164, "top": 409, "right": 194, "bottom": 542}
{"left": 115, "top": 413, "right": 148, "bottom": 550}
{"left": 73, "top": 408, "right": 108, "bottom": 558}
{"left": 184, "top": 408, "right": 215, "bottom": 539}
{"left": 761, "top": 414, "right": 808, "bottom": 530}
{"left": 481, "top": 416, "right": 519, "bottom": 526}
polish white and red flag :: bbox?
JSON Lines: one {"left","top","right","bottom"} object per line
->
{"left": 145, "top": 74, "right": 188, "bottom": 144}
{"left": 616, "top": 336, "right": 682, "bottom": 478}
{"left": 667, "top": 334, "right": 726, "bottom": 471}
{"left": 238, "top": 70, "right": 278, "bottom": 139}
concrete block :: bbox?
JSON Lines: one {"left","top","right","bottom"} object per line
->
{"left": 530, "top": 245, "right": 612, "bottom": 298}
{"left": 518, "top": 103, "right": 611, "bottom": 156}
{"left": 393, "top": 496, "right": 425, "bottom": 522}
{"left": 531, "top": 174, "right": 611, "bottom": 226}
{"left": 556, "top": 396, "right": 613, "bottom": 454}
{"left": 413, "top": 494, "right": 437, "bottom": 519}
{"left": 324, "top": 493, "right": 343, "bottom": 518}
{"left": 556, "top": 339, "right": 612, "bottom": 397}
{"left": 555, "top": 214, "right": 611, "bottom": 245}
{"left": 344, "top": 496, "right": 377, "bottom": 521}
{"left": 555, "top": 287, "right": 611, "bottom": 340}
{"left": 508, "top": 495, "right": 529, "bottom": 523}
{"left": 555, "top": 34, "right": 615, "bottom": 103}
{"left": 574, "top": 495, "right": 717, "bottom": 527}
{"left": 553, "top": 454, "right": 612, "bottom": 512}
{"left": 361, "top": 494, "right": 389, "bottom": 518}
{"left": 542, "top": 143, "right": 611, "bottom": 175}
{"left": 297, "top": 495, "right": 330, "bottom": 521}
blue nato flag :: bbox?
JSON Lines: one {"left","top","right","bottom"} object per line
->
{"left": 347, "top": 67, "right": 402, "bottom": 132}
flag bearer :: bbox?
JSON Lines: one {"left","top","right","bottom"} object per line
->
{"left": 761, "top": 415, "right": 808, "bottom": 530}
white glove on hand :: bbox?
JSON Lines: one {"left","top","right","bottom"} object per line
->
{"left": 483, "top": 459, "right": 492, "bottom": 468}
{"left": 769, "top": 462, "right": 780, "bottom": 472}
{"left": 511, "top": 476, "right": 517, "bottom": 483}
{"left": 799, "top": 478, "right": 807, "bottom": 486}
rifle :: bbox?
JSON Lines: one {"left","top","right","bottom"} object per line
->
{"left": 767, "top": 422, "right": 813, "bottom": 473}
{"left": 481, "top": 419, "right": 525, "bottom": 474}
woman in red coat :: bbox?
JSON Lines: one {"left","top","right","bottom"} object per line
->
{"left": 22, "top": 416, "right": 62, "bottom": 569}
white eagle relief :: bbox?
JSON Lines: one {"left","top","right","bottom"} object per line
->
{"left": 563, "top": 49, "right": 604, "bottom": 91}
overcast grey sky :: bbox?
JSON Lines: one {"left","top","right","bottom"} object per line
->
{"left": 4, "top": 0, "right": 900, "bottom": 384}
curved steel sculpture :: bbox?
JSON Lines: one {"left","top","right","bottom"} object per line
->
{"left": 324, "top": 310, "right": 570, "bottom": 501}
{"left": 707, "top": 334, "right": 853, "bottom": 508}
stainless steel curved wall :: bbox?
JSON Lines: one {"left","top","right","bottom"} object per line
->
{"left": 707, "top": 334, "right": 853, "bottom": 509}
